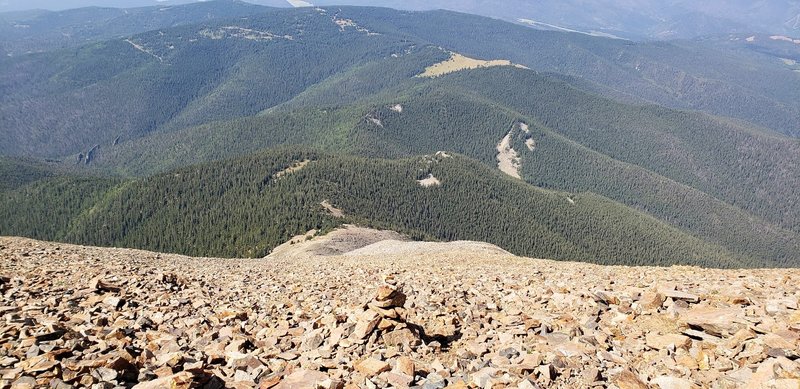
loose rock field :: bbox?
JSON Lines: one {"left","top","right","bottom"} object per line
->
{"left": 1, "top": 236, "right": 799, "bottom": 388}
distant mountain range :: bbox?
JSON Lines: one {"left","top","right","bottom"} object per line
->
{"left": 2, "top": 0, "right": 799, "bottom": 39}
{"left": 319, "top": 0, "right": 800, "bottom": 39}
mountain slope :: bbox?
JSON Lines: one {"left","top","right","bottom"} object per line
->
{"left": 0, "top": 7, "right": 426, "bottom": 157}
{"left": 314, "top": 0, "right": 800, "bottom": 39}
{"left": 0, "top": 148, "right": 751, "bottom": 267}
{"left": 344, "top": 7, "right": 800, "bottom": 137}
{"left": 2, "top": 5, "right": 799, "bottom": 162}
{"left": 0, "top": 0, "right": 276, "bottom": 56}
{"left": 2, "top": 6, "right": 799, "bottom": 268}
{"left": 76, "top": 63, "right": 800, "bottom": 266}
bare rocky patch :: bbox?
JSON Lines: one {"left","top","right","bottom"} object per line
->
{"left": 365, "top": 114, "right": 384, "bottom": 128}
{"left": 417, "top": 173, "right": 441, "bottom": 187}
{"left": 198, "top": 27, "right": 293, "bottom": 42}
{"left": 525, "top": 138, "right": 536, "bottom": 151}
{"left": 124, "top": 39, "right": 163, "bottom": 62}
{"left": 268, "top": 225, "right": 409, "bottom": 258}
{"left": 496, "top": 130, "right": 522, "bottom": 179}
{"left": 272, "top": 159, "right": 311, "bottom": 180}
{"left": 320, "top": 200, "right": 344, "bottom": 218}
{"left": 330, "top": 14, "right": 379, "bottom": 36}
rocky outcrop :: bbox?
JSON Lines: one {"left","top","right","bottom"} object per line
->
{"left": 0, "top": 236, "right": 798, "bottom": 388}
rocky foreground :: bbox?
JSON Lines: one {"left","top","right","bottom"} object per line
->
{"left": 1, "top": 233, "right": 799, "bottom": 389}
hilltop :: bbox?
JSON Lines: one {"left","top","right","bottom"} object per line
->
{"left": 1, "top": 234, "right": 798, "bottom": 388}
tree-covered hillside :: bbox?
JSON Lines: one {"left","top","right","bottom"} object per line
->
{"left": 0, "top": 148, "right": 757, "bottom": 268}
{"left": 73, "top": 64, "right": 800, "bottom": 267}
{"left": 343, "top": 7, "right": 800, "bottom": 137}
{"left": 0, "top": 0, "right": 274, "bottom": 55}
{"left": 0, "top": 7, "right": 431, "bottom": 157}
{"left": 3, "top": 5, "right": 800, "bottom": 162}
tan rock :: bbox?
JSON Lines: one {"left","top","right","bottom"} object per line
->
{"left": 615, "top": 370, "right": 648, "bottom": 389}
{"left": 352, "top": 311, "right": 381, "bottom": 340}
{"left": 356, "top": 358, "right": 390, "bottom": 377}
{"left": 646, "top": 333, "right": 692, "bottom": 350}
{"left": 660, "top": 289, "right": 700, "bottom": 303}
{"left": 132, "top": 372, "right": 195, "bottom": 389}
{"left": 275, "top": 370, "right": 330, "bottom": 389}
{"left": 651, "top": 376, "right": 695, "bottom": 389}
{"left": 385, "top": 371, "right": 414, "bottom": 388}
{"left": 375, "top": 285, "right": 397, "bottom": 301}
{"left": 682, "top": 306, "right": 744, "bottom": 336}
{"left": 640, "top": 291, "right": 666, "bottom": 310}
{"left": 394, "top": 356, "right": 415, "bottom": 376}
{"left": 383, "top": 328, "right": 419, "bottom": 348}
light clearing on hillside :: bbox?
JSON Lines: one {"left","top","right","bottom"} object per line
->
{"left": 331, "top": 14, "right": 379, "bottom": 36}
{"left": 199, "top": 27, "right": 293, "bottom": 42}
{"left": 272, "top": 159, "right": 310, "bottom": 180}
{"left": 419, "top": 53, "right": 528, "bottom": 78}
{"left": 321, "top": 200, "right": 344, "bottom": 218}
{"left": 496, "top": 131, "right": 522, "bottom": 179}
{"left": 417, "top": 173, "right": 441, "bottom": 187}
{"left": 124, "top": 39, "right": 163, "bottom": 63}
{"left": 770, "top": 35, "right": 800, "bottom": 44}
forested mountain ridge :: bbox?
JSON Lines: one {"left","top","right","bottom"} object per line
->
{"left": 2, "top": 6, "right": 800, "bottom": 161}
{"left": 312, "top": 0, "right": 800, "bottom": 40}
{"left": 5, "top": 0, "right": 799, "bottom": 40}
{"left": 0, "top": 147, "right": 759, "bottom": 268}
{"left": 0, "top": 6, "right": 429, "bottom": 157}
{"left": 0, "top": 1, "right": 276, "bottom": 56}
{"left": 343, "top": 7, "right": 800, "bottom": 137}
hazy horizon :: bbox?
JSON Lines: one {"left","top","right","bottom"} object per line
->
{"left": 0, "top": 0, "right": 294, "bottom": 12}
{"left": 2, "top": 0, "right": 798, "bottom": 40}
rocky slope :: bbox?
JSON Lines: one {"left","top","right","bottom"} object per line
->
{"left": 1, "top": 232, "right": 799, "bottom": 389}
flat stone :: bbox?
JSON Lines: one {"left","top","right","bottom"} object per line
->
{"left": 382, "top": 328, "right": 419, "bottom": 348}
{"left": 682, "top": 306, "right": 744, "bottom": 336}
{"left": 394, "top": 356, "right": 415, "bottom": 376}
{"left": 659, "top": 289, "right": 700, "bottom": 303}
{"left": 131, "top": 372, "right": 195, "bottom": 389}
{"left": 274, "top": 370, "right": 330, "bottom": 389}
{"left": 651, "top": 376, "right": 694, "bottom": 389}
{"left": 356, "top": 358, "right": 390, "bottom": 377}
{"left": 646, "top": 333, "right": 692, "bottom": 350}
{"left": 385, "top": 371, "right": 413, "bottom": 388}
{"left": 615, "top": 370, "right": 648, "bottom": 389}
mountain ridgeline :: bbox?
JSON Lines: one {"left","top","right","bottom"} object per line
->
{"left": 0, "top": 148, "right": 757, "bottom": 268}
{"left": 1, "top": 2, "right": 799, "bottom": 268}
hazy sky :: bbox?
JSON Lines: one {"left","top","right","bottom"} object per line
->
{"left": 0, "top": 0, "right": 292, "bottom": 12}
